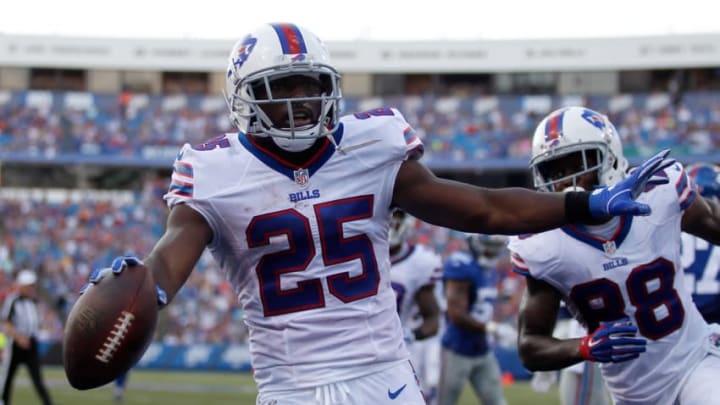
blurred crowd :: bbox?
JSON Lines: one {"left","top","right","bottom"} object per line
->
{"left": 0, "top": 179, "right": 241, "bottom": 345}
{"left": 1, "top": 90, "right": 719, "bottom": 165}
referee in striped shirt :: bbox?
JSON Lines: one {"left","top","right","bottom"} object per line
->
{"left": 1, "top": 269, "right": 55, "bottom": 405}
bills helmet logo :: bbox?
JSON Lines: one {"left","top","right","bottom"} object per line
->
{"left": 581, "top": 109, "right": 607, "bottom": 130}
{"left": 228, "top": 35, "right": 258, "bottom": 77}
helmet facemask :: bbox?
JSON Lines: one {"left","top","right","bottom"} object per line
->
{"left": 532, "top": 147, "right": 606, "bottom": 192}
{"left": 228, "top": 64, "right": 341, "bottom": 152}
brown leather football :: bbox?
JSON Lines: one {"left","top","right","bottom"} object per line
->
{"left": 63, "top": 263, "right": 158, "bottom": 390}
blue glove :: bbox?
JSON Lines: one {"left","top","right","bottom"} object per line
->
{"left": 79, "top": 254, "right": 168, "bottom": 308}
{"left": 579, "top": 318, "right": 646, "bottom": 363}
{"left": 588, "top": 149, "right": 675, "bottom": 218}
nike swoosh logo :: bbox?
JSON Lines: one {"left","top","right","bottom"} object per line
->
{"left": 388, "top": 384, "right": 407, "bottom": 400}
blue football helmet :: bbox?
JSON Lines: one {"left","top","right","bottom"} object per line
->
{"left": 687, "top": 162, "right": 720, "bottom": 201}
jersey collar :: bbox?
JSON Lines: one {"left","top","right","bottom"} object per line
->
{"left": 238, "top": 124, "right": 344, "bottom": 182}
{"left": 561, "top": 215, "right": 634, "bottom": 254}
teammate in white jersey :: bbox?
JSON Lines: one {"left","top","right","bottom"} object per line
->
{"left": 681, "top": 162, "right": 720, "bottom": 324}
{"left": 509, "top": 106, "right": 720, "bottom": 405}
{"left": 82, "top": 23, "right": 676, "bottom": 404}
{"left": 388, "top": 208, "right": 443, "bottom": 404}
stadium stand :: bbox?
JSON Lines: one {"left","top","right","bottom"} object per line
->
{"left": 1, "top": 90, "right": 719, "bottom": 170}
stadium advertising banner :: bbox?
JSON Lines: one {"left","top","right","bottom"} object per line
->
{"left": 0, "top": 34, "right": 718, "bottom": 73}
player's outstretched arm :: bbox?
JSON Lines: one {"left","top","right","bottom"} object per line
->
{"left": 517, "top": 277, "right": 584, "bottom": 371}
{"left": 392, "top": 149, "right": 674, "bottom": 235}
{"left": 143, "top": 204, "right": 213, "bottom": 304}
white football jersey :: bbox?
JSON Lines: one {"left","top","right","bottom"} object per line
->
{"left": 509, "top": 162, "right": 710, "bottom": 405}
{"left": 390, "top": 243, "right": 443, "bottom": 330}
{"left": 164, "top": 107, "right": 424, "bottom": 392}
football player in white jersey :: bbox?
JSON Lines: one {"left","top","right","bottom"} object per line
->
{"left": 81, "top": 22, "right": 676, "bottom": 404}
{"left": 388, "top": 208, "right": 443, "bottom": 404}
{"left": 681, "top": 162, "right": 720, "bottom": 324}
{"left": 509, "top": 106, "right": 720, "bottom": 405}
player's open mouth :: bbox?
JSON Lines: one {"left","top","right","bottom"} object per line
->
{"left": 285, "top": 109, "right": 315, "bottom": 127}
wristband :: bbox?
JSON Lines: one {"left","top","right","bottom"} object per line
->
{"left": 579, "top": 335, "right": 593, "bottom": 360}
{"left": 565, "top": 191, "right": 592, "bottom": 223}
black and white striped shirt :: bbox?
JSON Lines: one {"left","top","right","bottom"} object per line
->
{"left": 2, "top": 293, "right": 39, "bottom": 338}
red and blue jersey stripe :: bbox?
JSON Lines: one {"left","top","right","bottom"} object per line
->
{"left": 510, "top": 252, "right": 531, "bottom": 276}
{"left": 403, "top": 126, "right": 418, "bottom": 145}
{"left": 676, "top": 167, "right": 696, "bottom": 210}
{"left": 169, "top": 179, "right": 193, "bottom": 198}
{"left": 173, "top": 161, "right": 194, "bottom": 178}
{"left": 271, "top": 23, "right": 307, "bottom": 54}
{"left": 169, "top": 160, "right": 194, "bottom": 198}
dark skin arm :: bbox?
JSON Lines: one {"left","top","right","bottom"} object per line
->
{"left": 393, "top": 159, "right": 570, "bottom": 235}
{"left": 413, "top": 284, "right": 440, "bottom": 340}
{"left": 144, "top": 204, "right": 213, "bottom": 303}
{"left": 681, "top": 194, "right": 720, "bottom": 244}
{"left": 517, "top": 276, "right": 584, "bottom": 371}
{"left": 444, "top": 279, "right": 489, "bottom": 333}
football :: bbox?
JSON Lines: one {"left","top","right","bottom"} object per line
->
{"left": 63, "top": 262, "right": 159, "bottom": 390}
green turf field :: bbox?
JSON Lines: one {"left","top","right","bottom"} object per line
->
{"left": 9, "top": 367, "right": 561, "bottom": 404}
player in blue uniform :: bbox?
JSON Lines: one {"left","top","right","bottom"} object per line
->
{"left": 681, "top": 162, "right": 720, "bottom": 323}
{"left": 439, "top": 234, "right": 510, "bottom": 405}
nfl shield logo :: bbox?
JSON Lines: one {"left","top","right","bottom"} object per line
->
{"left": 294, "top": 169, "right": 309, "bottom": 188}
{"left": 602, "top": 241, "right": 616, "bottom": 255}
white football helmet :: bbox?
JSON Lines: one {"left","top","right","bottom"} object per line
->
{"left": 389, "top": 208, "right": 415, "bottom": 249}
{"left": 530, "top": 106, "right": 628, "bottom": 192}
{"left": 225, "top": 23, "right": 342, "bottom": 152}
